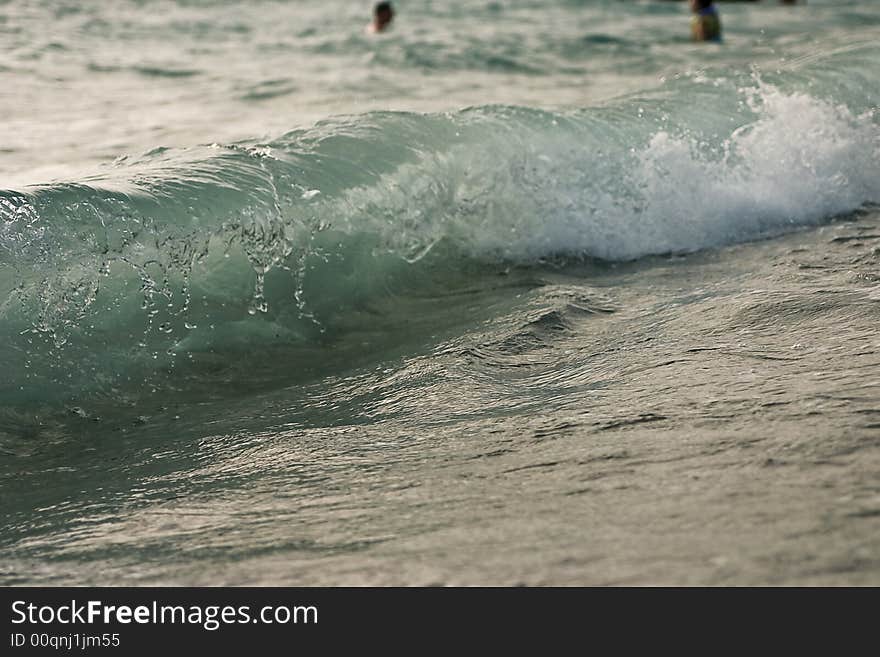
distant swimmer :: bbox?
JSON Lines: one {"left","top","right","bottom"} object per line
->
{"left": 689, "top": 0, "right": 722, "bottom": 43}
{"left": 367, "top": 2, "right": 394, "bottom": 34}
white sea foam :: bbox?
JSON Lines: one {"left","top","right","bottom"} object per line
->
{"left": 335, "top": 84, "right": 879, "bottom": 263}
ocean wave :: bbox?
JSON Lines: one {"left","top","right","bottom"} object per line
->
{"left": 1, "top": 42, "right": 878, "bottom": 404}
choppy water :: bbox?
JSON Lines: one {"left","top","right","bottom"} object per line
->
{"left": 2, "top": 0, "right": 879, "bottom": 585}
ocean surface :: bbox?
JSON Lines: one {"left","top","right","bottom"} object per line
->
{"left": 1, "top": 0, "right": 879, "bottom": 585}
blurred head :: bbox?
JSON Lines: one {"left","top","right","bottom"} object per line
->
{"left": 374, "top": 2, "right": 394, "bottom": 30}
{"left": 689, "top": 0, "right": 713, "bottom": 11}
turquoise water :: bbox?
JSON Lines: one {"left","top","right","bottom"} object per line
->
{"left": 1, "top": 0, "right": 879, "bottom": 585}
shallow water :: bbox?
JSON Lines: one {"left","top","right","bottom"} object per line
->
{"left": 1, "top": 0, "right": 879, "bottom": 585}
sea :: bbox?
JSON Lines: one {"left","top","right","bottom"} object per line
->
{"left": 1, "top": 0, "right": 879, "bottom": 585}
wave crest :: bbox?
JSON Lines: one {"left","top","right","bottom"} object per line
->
{"left": 1, "top": 45, "right": 878, "bottom": 404}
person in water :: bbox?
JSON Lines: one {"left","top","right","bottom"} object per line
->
{"left": 690, "top": 0, "right": 722, "bottom": 43}
{"left": 367, "top": 2, "right": 394, "bottom": 34}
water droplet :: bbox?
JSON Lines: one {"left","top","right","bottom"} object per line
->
{"left": 249, "top": 300, "right": 268, "bottom": 314}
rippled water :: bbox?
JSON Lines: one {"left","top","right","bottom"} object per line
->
{"left": 1, "top": 0, "right": 879, "bottom": 585}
